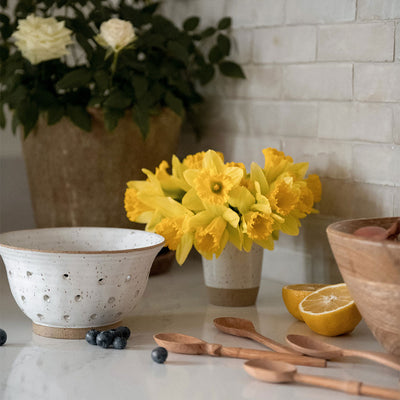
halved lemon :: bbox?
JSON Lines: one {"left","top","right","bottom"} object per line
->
{"left": 299, "top": 283, "right": 362, "bottom": 336}
{"left": 282, "top": 284, "right": 328, "bottom": 321}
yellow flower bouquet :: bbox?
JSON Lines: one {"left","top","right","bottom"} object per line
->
{"left": 124, "top": 148, "right": 321, "bottom": 265}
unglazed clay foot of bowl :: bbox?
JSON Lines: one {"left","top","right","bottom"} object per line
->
{"left": 0, "top": 227, "right": 164, "bottom": 339}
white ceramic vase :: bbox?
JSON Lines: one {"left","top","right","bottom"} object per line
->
{"left": 201, "top": 242, "right": 263, "bottom": 307}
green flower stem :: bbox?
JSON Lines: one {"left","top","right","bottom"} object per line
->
{"left": 111, "top": 50, "right": 120, "bottom": 78}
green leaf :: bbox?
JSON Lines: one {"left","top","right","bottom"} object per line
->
{"left": 0, "top": 103, "right": 5, "bottom": 129}
{"left": 93, "top": 70, "right": 110, "bottom": 93}
{"left": 56, "top": 69, "right": 92, "bottom": 90}
{"left": 103, "top": 90, "right": 132, "bottom": 109}
{"left": 197, "top": 64, "right": 215, "bottom": 85}
{"left": 66, "top": 105, "right": 91, "bottom": 131}
{"left": 217, "top": 34, "right": 231, "bottom": 56}
{"left": 208, "top": 45, "right": 223, "bottom": 64}
{"left": 16, "top": 98, "right": 39, "bottom": 137}
{"left": 11, "top": 111, "right": 19, "bottom": 135}
{"left": 47, "top": 104, "right": 65, "bottom": 126}
{"left": 183, "top": 16, "right": 200, "bottom": 32}
{"left": 88, "top": 96, "right": 104, "bottom": 107}
{"left": 34, "top": 89, "right": 57, "bottom": 108}
{"left": 167, "top": 41, "right": 189, "bottom": 65}
{"left": 219, "top": 61, "right": 245, "bottom": 79}
{"left": 165, "top": 91, "right": 184, "bottom": 116}
{"left": 218, "top": 17, "right": 232, "bottom": 30}
{"left": 132, "top": 105, "right": 150, "bottom": 139}
{"left": 104, "top": 108, "right": 124, "bottom": 132}
{"left": 200, "top": 27, "right": 216, "bottom": 39}
{"left": 131, "top": 75, "right": 148, "bottom": 99}
{"left": 7, "top": 85, "right": 28, "bottom": 108}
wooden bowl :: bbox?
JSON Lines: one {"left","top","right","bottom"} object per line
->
{"left": 326, "top": 217, "right": 400, "bottom": 356}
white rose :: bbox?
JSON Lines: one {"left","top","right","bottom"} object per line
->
{"left": 97, "top": 18, "right": 136, "bottom": 52}
{"left": 12, "top": 14, "right": 72, "bottom": 65}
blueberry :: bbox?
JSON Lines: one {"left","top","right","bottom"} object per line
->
{"left": 115, "top": 326, "right": 131, "bottom": 339}
{"left": 151, "top": 347, "right": 168, "bottom": 364}
{"left": 0, "top": 329, "right": 7, "bottom": 346}
{"left": 85, "top": 329, "right": 100, "bottom": 345}
{"left": 96, "top": 330, "right": 114, "bottom": 348}
{"left": 113, "top": 336, "right": 127, "bottom": 350}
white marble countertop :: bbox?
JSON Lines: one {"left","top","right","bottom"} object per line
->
{"left": 0, "top": 256, "right": 399, "bottom": 400}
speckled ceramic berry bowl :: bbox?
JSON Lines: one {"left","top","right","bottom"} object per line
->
{"left": 0, "top": 227, "right": 164, "bottom": 339}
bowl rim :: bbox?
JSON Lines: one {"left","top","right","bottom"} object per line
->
{"left": 326, "top": 216, "right": 400, "bottom": 246}
{"left": 0, "top": 227, "right": 165, "bottom": 255}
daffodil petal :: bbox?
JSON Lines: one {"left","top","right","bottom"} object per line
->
{"left": 176, "top": 233, "right": 194, "bottom": 265}
{"left": 229, "top": 186, "right": 255, "bottom": 214}
{"left": 280, "top": 214, "right": 301, "bottom": 236}
{"left": 250, "top": 162, "right": 268, "bottom": 194}
{"left": 223, "top": 207, "right": 240, "bottom": 227}
{"left": 182, "top": 188, "right": 205, "bottom": 211}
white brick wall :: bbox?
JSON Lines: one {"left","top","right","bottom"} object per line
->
{"left": 318, "top": 102, "right": 393, "bottom": 142}
{"left": 318, "top": 22, "right": 394, "bottom": 62}
{"left": 355, "top": 64, "right": 400, "bottom": 102}
{"left": 164, "top": 0, "right": 400, "bottom": 283}
{"left": 253, "top": 26, "right": 316, "bottom": 63}
{"left": 283, "top": 64, "right": 353, "bottom": 100}
{"left": 2, "top": 0, "right": 400, "bottom": 285}
{"left": 286, "top": 0, "right": 356, "bottom": 24}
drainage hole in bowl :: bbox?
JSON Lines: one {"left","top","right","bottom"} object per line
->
{"left": 21, "top": 295, "right": 25, "bottom": 302}
{"left": 89, "top": 313, "right": 97, "bottom": 321}
{"left": 37, "top": 313, "right": 44, "bottom": 320}
{"left": 108, "top": 297, "right": 115, "bottom": 304}
{"left": 43, "top": 295, "right": 50, "bottom": 302}
{"left": 98, "top": 278, "right": 105, "bottom": 285}
{"left": 26, "top": 271, "right": 32, "bottom": 277}
{"left": 63, "top": 273, "right": 69, "bottom": 279}
{"left": 63, "top": 315, "right": 70, "bottom": 322}
{"left": 75, "top": 295, "right": 82, "bottom": 302}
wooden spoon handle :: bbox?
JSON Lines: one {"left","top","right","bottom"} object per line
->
{"left": 343, "top": 349, "right": 400, "bottom": 372}
{"left": 219, "top": 346, "right": 326, "bottom": 367}
{"left": 360, "top": 384, "right": 400, "bottom": 400}
{"left": 295, "top": 373, "right": 400, "bottom": 400}
{"left": 251, "top": 332, "right": 301, "bottom": 354}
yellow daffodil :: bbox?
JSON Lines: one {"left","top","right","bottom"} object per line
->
{"left": 306, "top": 174, "right": 322, "bottom": 203}
{"left": 124, "top": 187, "right": 154, "bottom": 224}
{"left": 183, "top": 151, "right": 224, "bottom": 169}
{"left": 194, "top": 216, "right": 229, "bottom": 259}
{"left": 155, "top": 215, "right": 194, "bottom": 265}
{"left": 268, "top": 175, "right": 301, "bottom": 217}
{"left": 124, "top": 147, "right": 322, "bottom": 264}
{"left": 243, "top": 211, "right": 275, "bottom": 250}
{"left": 184, "top": 150, "right": 243, "bottom": 206}
{"left": 262, "top": 148, "right": 293, "bottom": 183}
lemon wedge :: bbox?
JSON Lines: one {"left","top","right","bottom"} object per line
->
{"left": 299, "top": 283, "right": 362, "bottom": 336}
{"left": 282, "top": 284, "right": 328, "bottom": 321}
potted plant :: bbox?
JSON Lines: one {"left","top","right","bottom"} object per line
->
{"left": 0, "top": 0, "right": 245, "bottom": 229}
{"left": 124, "top": 148, "right": 322, "bottom": 305}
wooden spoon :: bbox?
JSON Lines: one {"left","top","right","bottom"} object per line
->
{"left": 244, "top": 359, "right": 400, "bottom": 400}
{"left": 286, "top": 334, "right": 400, "bottom": 372}
{"left": 153, "top": 332, "right": 326, "bottom": 367}
{"left": 214, "top": 317, "right": 298, "bottom": 354}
